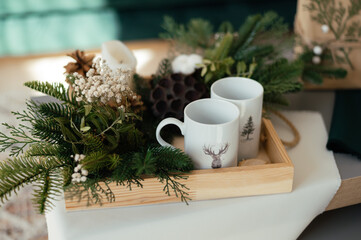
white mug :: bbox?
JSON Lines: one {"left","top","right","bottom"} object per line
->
{"left": 156, "top": 98, "right": 240, "bottom": 169}
{"left": 211, "top": 77, "right": 263, "bottom": 160}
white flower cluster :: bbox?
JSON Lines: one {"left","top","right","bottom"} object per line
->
{"left": 72, "top": 58, "right": 136, "bottom": 105}
{"left": 71, "top": 154, "right": 88, "bottom": 183}
{"left": 172, "top": 54, "right": 203, "bottom": 75}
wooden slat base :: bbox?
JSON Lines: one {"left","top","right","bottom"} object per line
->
{"left": 65, "top": 118, "right": 294, "bottom": 211}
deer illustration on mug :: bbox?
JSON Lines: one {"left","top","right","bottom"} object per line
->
{"left": 203, "top": 143, "right": 230, "bottom": 169}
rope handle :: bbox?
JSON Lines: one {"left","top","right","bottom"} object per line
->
{"left": 271, "top": 110, "right": 301, "bottom": 148}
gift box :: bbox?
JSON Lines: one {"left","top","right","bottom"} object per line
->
{"left": 295, "top": 0, "right": 361, "bottom": 89}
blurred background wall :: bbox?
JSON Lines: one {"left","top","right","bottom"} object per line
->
{"left": 0, "top": 0, "right": 297, "bottom": 56}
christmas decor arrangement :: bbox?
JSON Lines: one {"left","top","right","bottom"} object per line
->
{"left": 143, "top": 13, "right": 300, "bottom": 120}
{"left": 2, "top": 10, "right": 345, "bottom": 214}
{"left": 295, "top": 0, "right": 361, "bottom": 88}
{"left": 0, "top": 51, "right": 194, "bottom": 214}
{"left": 151, "top": 13, "right": 306, "bottom": 111}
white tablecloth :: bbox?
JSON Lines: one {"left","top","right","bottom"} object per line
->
{"left": 46, "top": 111, "right": 341, "bottom": 240}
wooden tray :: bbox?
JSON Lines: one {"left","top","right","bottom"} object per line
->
{"left": 65, "top": 118, "right": 294, "bottom": 211}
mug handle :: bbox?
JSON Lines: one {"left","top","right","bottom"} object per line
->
{"left": 156, "top": 118, "right": 184, "bottom": 147}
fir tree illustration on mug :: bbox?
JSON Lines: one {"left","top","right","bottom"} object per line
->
{"left": 241, "top": 116, "right": 255, "bottom": 141}
{"left": 203, "top": 143, "right": 229, "bottom": 169}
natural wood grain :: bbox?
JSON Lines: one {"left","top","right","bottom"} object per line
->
{"left": 65, "top": 118, "right": 294, "bottom": 211}
{"left": 326, "top": 177, "right": 361, "bottom": 211}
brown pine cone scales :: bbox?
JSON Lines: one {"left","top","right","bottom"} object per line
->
{"left": 150, "top": 72, "right": 209, "bottom": 120}
{"left": 64, "top": 50, "right": 95, "bottom": 77}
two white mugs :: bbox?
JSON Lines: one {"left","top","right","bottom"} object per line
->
{"left": 156, "top": 77, "right": 263, "bottom": 169}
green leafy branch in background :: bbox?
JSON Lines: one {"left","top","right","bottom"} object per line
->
{"left": 298, "top": 47, "right": 347, "bottom": 84}
{"left": 160, "top": 16, "right": 214, "bottom": 53}
{"left": 160, "top": 13, "right": 303, "bottom": 107}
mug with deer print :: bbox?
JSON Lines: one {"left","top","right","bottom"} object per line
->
{"left": 211, "top": 77, "right": 263, "bottom": 160}
{"left": 156, "top": 98, "right": 240, "bottom": 169}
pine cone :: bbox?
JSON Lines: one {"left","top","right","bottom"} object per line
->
{"left": 64, "top": 50, "right": 95, "bottom": 77}
{"left": 122, "top": 94, "right": 145, "bottom": 114}
{"left": 150, "top": 71, "right": 209, "bottom": 120}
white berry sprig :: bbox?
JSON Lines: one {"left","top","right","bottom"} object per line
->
{"left": 71, "top": 154, "right": 88, "bottom": 183}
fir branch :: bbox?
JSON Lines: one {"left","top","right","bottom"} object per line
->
{"left": 24, "top": 81, "right": 77, "bottom": 105}
{"left": 131, "top": 150, "right": 157, "bottom": 176}
{"left": 37, "top": 102, "right": 73, "bottom": 119}
{"left": 81, "top": 151, "right": 121, "bottom": 173}
{"left": 156, "top": 58, "right": 172, "bottom": 78}
{"left": 82, "top": 133, "right": 105, "bottom": 153}
{"left": 25, "top": 143, "right": 60, "bottom": 157}
{"left": 0, "top": 156, "right": 65, "bottom": 212}
{"left": 151, "top": 146, "right": 194, "bottom": 172}
{"left": 32, "top": 118, "right": 64, "bottom": 144}
{"left": 160, "top": 16, "right": 213, "bottom": 51}
{"left": 255, "top": 58, "right": 303, "bottom": 106}
{"left": 33, "top": 168, "right": 63, "bottom": 214}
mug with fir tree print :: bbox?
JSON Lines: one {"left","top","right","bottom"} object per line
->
{"left": 211, "top": 77, "right": 263, "bottom": 160}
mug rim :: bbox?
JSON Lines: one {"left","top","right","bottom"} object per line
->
{"left": 211, "top": 77, "right": 264, "bottom": 102}
{"left": 184, "top": 98, "right": 240, "bottom": 126}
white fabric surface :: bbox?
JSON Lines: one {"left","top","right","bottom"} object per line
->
{"left": 46, "top": 111, "right": 341, "bottom": 240}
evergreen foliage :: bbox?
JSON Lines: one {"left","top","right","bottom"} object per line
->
{"left": 159, "top": 13, "right": 303, "bottom": 107}
{"left": 298, "top": 49, "right": 347, "bottom": 84}
{"left": 0, "top": 80, "right": 194, "bottom": 213}
{"left": 0, "top": 155, "right": 65, "bottom": 214}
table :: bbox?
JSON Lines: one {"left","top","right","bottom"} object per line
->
{"left": 285, "top": 91, "right": 361, "bottom": 210}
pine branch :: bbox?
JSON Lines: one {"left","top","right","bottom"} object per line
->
{"left": 33, "top": 168, "right": 63, "bottom": 214}
{"left": 37, "top": 102, "right": 73, "bottom": 119}
{"left": 25, "top": 143, "right": 60, "bottom": 157}
{"left": 160, "top": 16, "right": 213, "bottom": 50}
{"left": 131, "top": 150, "right": 157, "bottom": 176}
{"left": 255, "top": 58, "right": 303, "bottom": 106}
{"left": 81, "top": 151, "right": 118, "bottom": 173}
{"left": 152, "top": 146, "right": 194, "bottom": 172}
{"left": 32, "top": 118, "right": 64, "bottom": 144}
{"left": 82, "top": 134, "right": 105, "bottom": 153}
{"left": 0, "top": 156, "right": 65, "bottom": 211}
{"left": 24, "top": 81, "right": 77, "bottom": 105}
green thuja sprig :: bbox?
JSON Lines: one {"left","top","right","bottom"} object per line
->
{"left": 0, "top": 123, "right": 39, "bottom": 156}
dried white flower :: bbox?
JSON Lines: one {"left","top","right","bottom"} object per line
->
{"left": 313, "top": 46, "right": 323, "bottom": 55}
{"left": 172, "top": 54, "right": 203, "bottom": 75}
{"left": 71, "top": 57, "right": 135, "bottom": 105}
